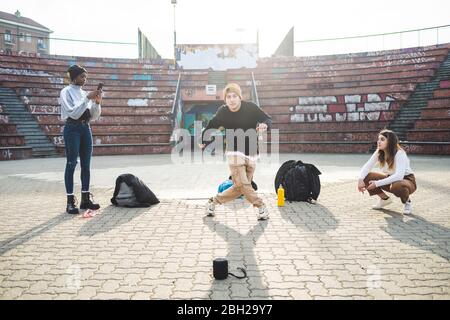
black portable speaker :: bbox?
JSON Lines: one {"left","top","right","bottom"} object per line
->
{"left": 213, "top": 258, "right": 228, "bottom": 280}
{"left": 213, "top": 258, "right": 247, "bottom": 280}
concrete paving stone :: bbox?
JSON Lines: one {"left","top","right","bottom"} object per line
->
{"left": 319, "top": 276, "right": 343, "bottom": 289}
{"left": 131, "top": 292, "right": 152, "bottom": 299}
{"left": 26, "top": 281, "right": 50, "bottom": 294}
{"left": 210, "top": 290, "right": 231, "bottom": 300}
{"left": 152, "top": 285, "right": 175, "bottom": 299}
{"left": 285, "top": 275, "right": 320, "bottom": 283}
{"left": 268, "top": 282, "right": 303, "bottom": 290}
{"left": 174, "top": 278, "right": 194, "bottom": 291}
{"left": 328, "top": 288, "right": 369, "bottom": 296}
{"left": 172, "top": 290, "right": 209, "bottom": 299}
{"left": 0, "top": 280, "right": 32, "bottom": 289}
{"left": 432, "top": 294, "right": 450, "bottom": 300}
{"left": 267, "top": 289, "right": 291, "bottom": 297}
{"left": 392, "top": 294, "right": 434, "bottom": 300}
{"left": 75, "top": 286, "right": 97, "bottom": 299}
{"left": 100, "top": 280, "right": 121, "bottom": 292}
{"left": 20, "top": 293, "right": 56, "bottom": 300}
{"left": 0, "top": 288, "right": 25, "bottom": 299}
{"left": 94, "top": 292, "right": 133, "bottom": 300}
{"left": 289, "top": 288, "right": 312, "bottom": 300}
{"left": 402, "top": 286, "right": 447, "bottom": 295}
{"left": 367, "top": 288, "right": 394, "bottom": 300}
{"left": 306, "top": 282, "right": 329, "bottom": 296}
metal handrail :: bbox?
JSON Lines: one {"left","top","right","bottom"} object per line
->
{"left": 251, "top": 72, "right": 260, "bottom": 106}
{"left": 170, "top": 73, "right": 182, "bottom": 144}
{"left": 171, "top": 72, "right": 182, "bottom": 118}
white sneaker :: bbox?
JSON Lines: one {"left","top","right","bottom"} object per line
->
{"left": 257, "top": 206, "right": 269, "bottom": 220}
{"left": 372, "top": 197, "right": 393, "bottom": 210}
{"left": 205, "top": 198, "right": 215, "bottom": 216}
{"left": 403, "top": 200, "right": 413, "bottom": 215}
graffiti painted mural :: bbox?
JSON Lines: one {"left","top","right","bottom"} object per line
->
{"left": 52, "top": 136, "right": 65, "bottom": 145}
{"left": 290, "top": 93, "right": 397, "bottom": 122}
{"left": 2, "top": 149, "right": 13, "bottom": 160}
{"left": 0, "top": 115, "right": 9, "bottom": 123}
{"left": 28, "top": 105, "right": 60, "bottom": 114}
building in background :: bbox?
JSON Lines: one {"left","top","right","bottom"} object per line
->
{"left": 0, "top": 10, "right": 52, "bottom": 55}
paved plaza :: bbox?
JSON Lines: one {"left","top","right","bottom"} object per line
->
{"left": 0, "top": 153, "right": 449, "bottom": 300}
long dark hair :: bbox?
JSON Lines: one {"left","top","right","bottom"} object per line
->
{"left": 377, "top": 129, "right": 402, "bottom": 169}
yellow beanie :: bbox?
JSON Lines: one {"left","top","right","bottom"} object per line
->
{"left": 223, "top": 83, "right": 242, "bottom": 100}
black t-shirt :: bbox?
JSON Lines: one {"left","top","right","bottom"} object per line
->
{"left": 201, "top": 101, "right": 272, "bottom": 156}
{"left": 78, "top": 109, "right": 91, "bottom": 121}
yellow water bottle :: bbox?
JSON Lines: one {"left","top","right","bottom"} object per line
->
{"left": 277, "top": 185, "right": 285, "bottom": 207}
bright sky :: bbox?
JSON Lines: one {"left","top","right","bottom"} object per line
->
{"left": 2, "top": 0, "right": 450, "bottom": 59}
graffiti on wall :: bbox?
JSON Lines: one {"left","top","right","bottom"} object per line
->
{"left": 0, "top": 68, "right": 54, "bottom": 77}
{"left": 52, "top": 136, "right": 64, "bottom": 145}
{"left": 0, "top": 115, "right": 9, "bottom": 123}
{"left": 0, "top": 68, "right": 63, "bottom": 84}
{"left": 2, "top": 149, "right": 13, "bottom": 160}
{"left": 127, "top": 99, "right": 149, "bottom": 107}
{"left": 290, "top": 93, "right": 396, "bottom": 122}
{"left": 21, "top": 96, "right": 30, "bottom": 105}
{"left": 28, "top": 105, "right": 60, "bottom": 114}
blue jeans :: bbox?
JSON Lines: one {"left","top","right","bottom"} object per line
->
{"left": 63, "top": 122, "right": 93, "bottom": 194}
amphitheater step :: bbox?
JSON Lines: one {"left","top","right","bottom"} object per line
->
{"left": 0, "top": 87, "right": 58, "bottom": 159}
{"left": 0, "top": 146, "right": 33, "bottom": 160}
{"left": 27, "top": 142, "right": 55, "bottom": 147}
{"left": 32, "top": 150, "right": 60, "bottom": 158}
{"left": 16, "top": 126, "right": 41, "bottom": 131}
{"left": 55, "top": 143, "right": 173, "bottom": 156}
{"left": 402, "top": 142, "right": 450, "bottom": 155}
{"left": 3, "top": 106, "right": 28, "bottom": 109}
{"left": 27, "top": 140, "right": 53, "bottom": 145}
{"left": 208, "top": 71, "right": 227, "bottom": 87}
{"left": 390, "top": 52, "right": 450, "bottom": 140}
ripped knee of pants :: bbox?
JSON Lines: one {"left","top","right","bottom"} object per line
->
{"left": 66, "top": 160, "right": 78, "bottom": 171}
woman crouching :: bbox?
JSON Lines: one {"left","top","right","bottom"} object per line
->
{"left": 357, "top": 129, "right": 416, "bottom": 215}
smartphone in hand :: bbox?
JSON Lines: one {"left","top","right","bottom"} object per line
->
{"left": 97, "top": 82, "right": 104, "bottom": 91}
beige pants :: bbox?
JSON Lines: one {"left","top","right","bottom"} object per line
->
{"left": 213, "top": 155, "right": 265, "bottom": 208}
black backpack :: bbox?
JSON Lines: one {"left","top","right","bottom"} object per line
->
{"left": 274, "top": 160, "right": 321, "bottom": 202}
{"left": 111, "top": 174, "right": 159, "bottom": 207}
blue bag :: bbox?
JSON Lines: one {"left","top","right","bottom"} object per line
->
{"left": 218, "top": 179, "right": 233, "bottom": 193}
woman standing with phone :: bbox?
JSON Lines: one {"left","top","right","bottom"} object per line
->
{"left": 59, "top": 65, "right": 103, "bottom": 214}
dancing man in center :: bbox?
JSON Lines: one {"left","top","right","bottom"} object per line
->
{"left": 199, "top": 83, "right": 272, "bottom": 220}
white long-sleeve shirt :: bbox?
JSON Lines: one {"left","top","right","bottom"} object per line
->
{"left": 59, "top": 84, "right": 101, "bottom": 121}
{"left": 358, "top": 149, "right": 414, "bottom": 187}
